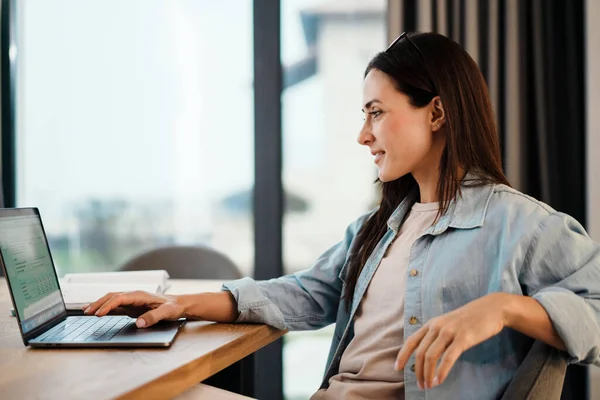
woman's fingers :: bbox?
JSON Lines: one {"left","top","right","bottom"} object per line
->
{"left": 85, "top": 291, "right": 157, "bottom": 317}
{"left": 82, "top": 291, "right": 119, "bottom": 315}
{"left": 395, "top": 326, "right": 429, "bottom": 371}
{"left": 434, "top": 341, "right": 465, "bottom": 386}
{"left": 80, "top": 290, "right": 180, "bottom": 329}
{"left": 394, "top": 294, "right": 509, "bottom": 390}
{"left": 396, "top": 318, "right": 463, "bottom": 390}
{"left": 94, "top": 293, "right": 133, "bottom": 317}
{"left": 136, "top": 302, "right": 183, "bottom": 328}
{"left": 413, "top": 328, "right": 439, "bottom": 389}
{"left": 423, "top": 331, "right": 454, "bottom": 389}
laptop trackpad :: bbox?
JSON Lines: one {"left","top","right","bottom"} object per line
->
{"left": 111, "top": 319, "right": 183, "bottom": 344}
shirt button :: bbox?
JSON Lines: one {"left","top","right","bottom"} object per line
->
{"left": 409, "top": 316, "right": 418, "bottom": 325}
{"left": 411, "top": 364, "right": 416, "bottom": 372}
{"left": 409, "top": 269, "right": 418, "bottom": 277}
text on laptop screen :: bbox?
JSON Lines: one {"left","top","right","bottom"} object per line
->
{"left": 0, "top": 214, "right": 65, "bottom": 334}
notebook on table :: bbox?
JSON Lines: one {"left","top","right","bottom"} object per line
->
{"left": 0, "top": 207, "right": 185, "bottom": 347}
{"left": 60, "top": 270, "right": 170, "bottom": 310}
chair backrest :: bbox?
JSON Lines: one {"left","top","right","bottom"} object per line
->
{"left": 501, "top": 340, "right": 568, "bottom": 400}
{"left": 120, "top": 245, "right": 243, "bottom": 280}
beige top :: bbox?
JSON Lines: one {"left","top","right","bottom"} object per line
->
{"left": 312, "top": 202, "right": 439, "bottom": 400}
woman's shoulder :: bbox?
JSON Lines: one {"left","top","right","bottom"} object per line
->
{"left": 457, "top": 181, "right": 556, "bottom": 228}
{"left": 494, "top": 184, "right": 556, "bottom": 209}
{"left": 465, "top": 185, "right": 591, "bottom": 263}
{"left": 484, "top": 184, "right": 587, "bottom": 237}
{"left": 489, "top": 184, "right": 556, "bottom": 217}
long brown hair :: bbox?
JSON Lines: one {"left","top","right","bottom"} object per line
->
{"left": 342, "top": 32, "right": 510, "bottom": 307}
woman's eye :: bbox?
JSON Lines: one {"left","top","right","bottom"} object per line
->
{"left": 370, "top": 110, "right": 382, "bottom": 118}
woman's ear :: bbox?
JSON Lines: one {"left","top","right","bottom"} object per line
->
{"left": 430, "top": 96, "right": 445, "bottom": 131}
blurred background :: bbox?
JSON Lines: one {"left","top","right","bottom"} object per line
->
{"left": 0, "top": 0, "right": 598, "bottom": 399}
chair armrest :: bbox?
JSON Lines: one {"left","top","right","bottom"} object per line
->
{"left": 501, "top": 340, "right": 568, "bottom": 400}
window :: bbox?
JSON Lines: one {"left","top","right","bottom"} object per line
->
{"left": 16, "top": 0, "right": 254, "bottom": 277}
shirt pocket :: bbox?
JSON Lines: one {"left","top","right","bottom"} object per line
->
{"left": 441, "top": 267, "right": 484, "bottom": 313}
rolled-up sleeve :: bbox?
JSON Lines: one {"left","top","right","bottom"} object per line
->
{"left": 521, "top": 212, "right": 600, "bottom": 365}
{"left": 222, "top": 211, "right": 373, "bottom": 331}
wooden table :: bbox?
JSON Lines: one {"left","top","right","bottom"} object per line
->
{"left": 0, "top": 278, "right": 286, "bottom": 399}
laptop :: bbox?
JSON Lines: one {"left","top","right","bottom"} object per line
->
{"left": 0, "top": 207, "right": 185, "bottom": 347}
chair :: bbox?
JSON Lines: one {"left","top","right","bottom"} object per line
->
{"left": 500, "top": 340, "right": 568, "bottom": 400}
{"left": 120, "top": 245, "right": 243, "bottom": 280}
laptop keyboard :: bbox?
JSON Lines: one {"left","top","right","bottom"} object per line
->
{"left": 39, "top": 316, "right": 131, "bottom": 342}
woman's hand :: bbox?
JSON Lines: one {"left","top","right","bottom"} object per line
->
{"left": 83, "top": 291, "right": 185, "bottom": 328}
{"left": 83, "top": 290, "right": 239, "bottom": 327}
{"left": 394, "top": 292, "right": 509, "bottom": 390}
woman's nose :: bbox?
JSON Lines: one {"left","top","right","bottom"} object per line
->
{"left": 357, "top": 123, "right": 373, "bottom": 146}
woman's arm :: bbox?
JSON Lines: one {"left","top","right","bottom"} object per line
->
{"left": 221, "top": 210, "right": 375, "bottom": 331}
{"left": 520, "top": 212, "right": 600, "bottom": 364}
{"left": 393, "top": 292, "right": 567, "bottom": 391}
{"left": 177, "top": 291, "right": 239, "bottom": 322}
{"left": 396, "top": 211, "right": 600, "bottom": 391}
{"left": 503, "top": 293, "right": 566, "bottom": 350}
{"left": 85, "top": 290, "right": 239, "bottom": 327}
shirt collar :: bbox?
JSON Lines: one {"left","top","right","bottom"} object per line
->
{"left": 386, "top": 188, "right": 419, "bottom": 232}
{"left": 386, "top": 172, "right": 496, "bottom": 235}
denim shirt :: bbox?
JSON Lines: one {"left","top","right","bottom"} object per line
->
{"left": 223, "top": 182, "right": 600, "bottom": 400}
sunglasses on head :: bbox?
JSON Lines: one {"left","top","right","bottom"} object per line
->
{"left": 386, "top": 32, "right": 422, "bottom": 54}
{"left": 385, "top": 32, "right": 437, "bottom": 95}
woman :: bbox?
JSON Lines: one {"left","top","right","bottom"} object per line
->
{"left": 85, "top": 32, "right": 600, "bottom": 399}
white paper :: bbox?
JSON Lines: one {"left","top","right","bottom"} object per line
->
{"left": 59, "top": 282, "right": 163, "bottom": 307}
{"left": 58, "top": 270, "right": 170, "bottom": 310}
{"left": 63, "top": 270, "right": 169, "bottom": 287}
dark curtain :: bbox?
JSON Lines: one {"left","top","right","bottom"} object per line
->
{"left": 521, "top": 1, "right": 587, "bottom": 398}
{"left": 397, "top": 0, "right": 588, "bottom": 398}
{"left": 521, "top": 0, "right": 586, "bottom": 224}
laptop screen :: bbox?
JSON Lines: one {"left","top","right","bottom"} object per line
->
{"left": 0, "top": 211, "right": 66, "bottom": 334}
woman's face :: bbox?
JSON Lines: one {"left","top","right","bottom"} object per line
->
{"left": 359, "top": 68, "right": 443, "bottom": 182}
